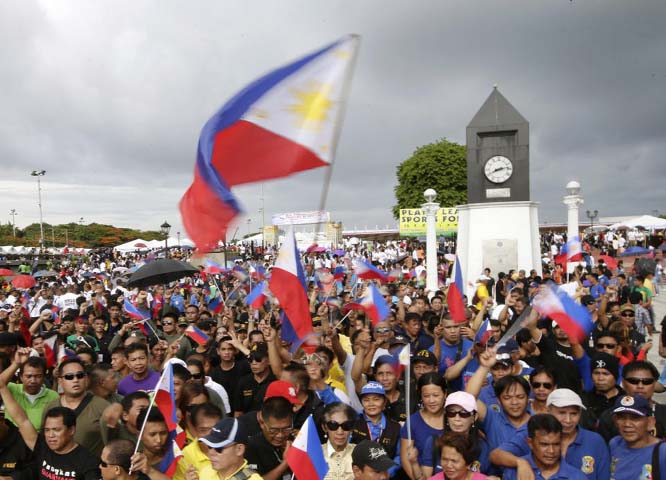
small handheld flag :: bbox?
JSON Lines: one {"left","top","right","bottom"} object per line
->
{"left": 184, "top": 325, "right": 210, "bottom": 346}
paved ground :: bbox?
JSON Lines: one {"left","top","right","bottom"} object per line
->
{"left": 645, "top": 285, "right": 666, "bottom": 403}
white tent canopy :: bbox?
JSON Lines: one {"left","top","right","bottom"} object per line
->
{"left": 610, "top": 214, "right": 666, "bottom": 230}
{"left": 113, "top": 239, "right": 151, "bottom": 252}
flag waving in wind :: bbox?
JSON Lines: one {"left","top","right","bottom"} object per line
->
{"left": 342, "top": 284, "right": 390, "bottom": 326}
{"left": 286, "top": 415, "right": 329, "bottom": 480}
{"left": 269, "top": 227, "right": 313, "bottom": 344}
{"left": 532, "top": 286, "right": 594, "bottom": 343}
{"left": 179, "top": 35, "right": 361, "bottom": 250}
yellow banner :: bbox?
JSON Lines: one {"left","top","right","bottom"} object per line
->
{"left": 399, "top": 208, "right": 458, "bottom": 236}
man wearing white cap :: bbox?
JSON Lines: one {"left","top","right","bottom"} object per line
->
{"left": 490, "top": 388, "right": 609, "bottom": 479}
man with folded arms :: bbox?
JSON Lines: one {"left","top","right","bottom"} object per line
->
{"left": 490, "top": 388, "right": 609, "bottom": 479}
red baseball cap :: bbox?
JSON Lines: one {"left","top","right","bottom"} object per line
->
{"left": 264, "top": 380, "right": 303, "bottom": 405}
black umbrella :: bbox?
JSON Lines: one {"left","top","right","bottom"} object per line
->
{"left": 127, "top": 259, "right": 199, "bottom": 289}
{"left": 634, "top": 258, "right": 657, "bottom": 277}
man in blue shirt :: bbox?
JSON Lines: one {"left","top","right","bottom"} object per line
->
{"left": 502, "top": 414, "right": 586, "bottom": 480}
{"left": 430, "top": 314, "right": 473, "bottom": 392}
{"left": 609, "top": 394, "right": 666, "bottom": 479}
{"left": 466, "top": 349, "right": 531, "bottom": 451}
{"left": 490, "top": 388, "right": 610, "bottom": 479}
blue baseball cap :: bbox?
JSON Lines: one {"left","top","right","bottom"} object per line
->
{"left": 360, "top": 381, "right": 386, "bottom": 397}
{"left": 612, "top": 395, "right": 653, "bottom": 417}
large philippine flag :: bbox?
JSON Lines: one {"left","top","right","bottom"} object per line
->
{"left": 269, "top": 227, "right": 313, "bottom": 341}
{"left": 447, "top": 256, "right": 467, "bottom": 323}
{"left": 554, "top": 236, "right": 583, "bottom": 266}
{"left": 286, "top": 415, "right": 329, "bottom": 480}
{"left": 532, "top": 286, "right": 594, "bottom": 343}
{"left": 179, "top": 35, "right": 361, "bottom": 250}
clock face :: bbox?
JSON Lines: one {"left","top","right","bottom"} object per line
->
{"left": 484, "top": 155, "right": 513, "bottom": 184}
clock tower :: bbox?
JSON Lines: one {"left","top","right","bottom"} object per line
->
{"left": 456, "top": 87, "right": 541, "bottom": 287}
{"left": 466, "top": 86, "right": 530, "bottom": 203}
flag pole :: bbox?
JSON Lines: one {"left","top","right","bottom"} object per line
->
{"left": 405, "top": 343, "right": 412, "bottom": 442}
{"left": 314, "top": 35, "right": 361, "bottom": 240}
{"left": 129, "top": 366, "right": 167, "bottom": 474}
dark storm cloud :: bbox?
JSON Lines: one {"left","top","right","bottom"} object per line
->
{"left": 1, "top": 0, "right": 664, "bottom": 233}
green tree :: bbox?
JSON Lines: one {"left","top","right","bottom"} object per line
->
{"left": 392, "top": 138, "right": 467, "bottom": 219}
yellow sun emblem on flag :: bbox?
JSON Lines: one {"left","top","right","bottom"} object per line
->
{"left": 287, "top": 82, "right": 334, "bottom": 130}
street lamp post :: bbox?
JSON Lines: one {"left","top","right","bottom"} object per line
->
{"left": 563, "top": 181, "right": 584, "bottom": 241}
{"left": 176, "top": 231, "right": 181, "bottom": 248}
{"left": 422, "top": 188, "right": 440, "bottom": 294}
{"left": 30, "top": 170, "right": 46, "bottom": 251}
{"left": 586, "top": 209, "right": 599, "bottom": 230}
{"left": 9, "top": 209, "right": 17, "bottom": 237}
{"left": 160, "top": 221, "right": 171, "bottom": 257}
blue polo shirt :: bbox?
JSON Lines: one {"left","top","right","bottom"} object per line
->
{"left": 479, "top": 383, "right": 499, "bottom": 410}
{"left": 422, "top": 433, "right": 493, "bottom": 475}
{"left": 399, "top": 412, "right": 443, "bottom": 465}
{"left": 609, "top": 436, "right": 666, "bottom": 480}
{"left": 429, "top": 338, "right": 473, "bottom": 392}
{"left": 496, "top": 427, "right": 610, "bottom": 479}
{"left": 503, "top": 454, "right": 587, "bottom": 480}
{"left": 481, "top": 404, "right": 530, "bottom": 451}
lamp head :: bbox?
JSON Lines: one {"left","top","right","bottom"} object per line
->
{"left": 31, "top": 170, "right": 46, "bottom": 177}
{"left": 423, "top": 189, "right": 437, "bottom": 203}
{"left": 160, "top": 221, "right": 171, "bottom": 236}
{"left": 566, "top": 180, "right": 580, "bottom": 196}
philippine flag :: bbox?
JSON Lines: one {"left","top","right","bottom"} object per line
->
{"left": 207, "top": 294, "right": 224, "bottom": 314}
{"left": 555, "top": 237, "right": 583, "bottom": 266}
{"left": 245, "top": 281, "right": 268, "bottom": 309}
{"left": 447, "top": 256, "right": 467, "bottom": 323}
{"left": 532, "top": 286, "right": 594, "bottom": 343}
{"left": 286, "top": 415, "right": 329, "bottom": 480}
{"left": 185, "top": 325, "right": 210, "bottom": 346}
{"left": 204, "top": 259, "right": 227, "bottom": 274}
{"left": 179, "top": 35, "right": 361, "bottom": 250}
{"left": 354, "top": 258, "right": 388, "bottom": 282}
{"left": 388, "top": 344, "right": 411, "bottom": 378}
{"left": 124, "top": 298, "right": 150, "bottom": 321}
{"left": 269, "top": 228, "right": 313, "bottom": 342}
{"left": 343, "top": 284, "right": 390, "bottom": 326}
{"left": 43, "top": 333, "right": 58, "bottom": 369}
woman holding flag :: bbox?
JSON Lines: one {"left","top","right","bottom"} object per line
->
{"left": 400, "top": 373, "right": 447, "bottom": 479}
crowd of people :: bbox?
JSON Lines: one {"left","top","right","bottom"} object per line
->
{"left": 0, "top": 241, "right": 664, "bottom": 480}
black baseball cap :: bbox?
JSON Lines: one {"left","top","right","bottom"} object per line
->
{"left": 352, "top": 440, "right": 397, "bottom": 472}
{"left": 200, "top": 418, "right": 248, "bottom": 448}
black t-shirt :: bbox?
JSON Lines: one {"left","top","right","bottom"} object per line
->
{"left": 0, "top": 422, "right": 34, "bottom": 480}
{"left": 209, "top": 360, "right": 251, "bottom": 411}
{"left": 535, "top": 335, "right": 582, "bottom": 393}
{"left": 33, "top": 437, "right": 100, "bottom": 480}
{"left": 234, "top": 372, "right": 276, "bottom": 414}
{"left": 245, "top": 432, "right": 291, "bottom": 477}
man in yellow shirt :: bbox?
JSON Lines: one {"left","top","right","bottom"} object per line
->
{"left": 174, "top": 404, "right": 223, "bottom": 480}
{"left": 197, "top": 418, "right": 262, "bottom": 480}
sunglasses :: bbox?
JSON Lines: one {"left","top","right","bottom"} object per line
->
{"left": 212, "top": 442, "right": 235, "bottom": 453}
{"left": 325, "top": 420, "right": 354, "bottom": 431}
{"left": 162, "top": 321, "right": 174, "bottom": 326}
{"left": 445, "top": 409, "right": 474, "bottom": 419}
{"left": 62, "top": 372, "right": 86, "bottom": 381}
{"left": 531, "top": 382, "right": 554, "bottom": 389}
{"left": 596, "top": 342, "right": 618, "bottom": 350}
{"left": 375, "top": 327, "right": 391, "bottom": 334}
{"left": 190, "top": 373, "right": 203, "bottom": 380}
{"left": 621, "top": 312, "right": 635, "bottom": 317}
{"left": 625, "top": 377, "right": 655, "bottom": 386}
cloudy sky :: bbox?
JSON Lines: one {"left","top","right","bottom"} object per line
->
{"left": 2, "top": 1, "right": 665, "bottom": 241}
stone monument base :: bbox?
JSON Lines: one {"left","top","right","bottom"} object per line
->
{"left": 456, "top": 201, "right": 541, "bottom": 295}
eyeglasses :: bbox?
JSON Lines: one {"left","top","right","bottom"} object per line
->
{"left": 62, "top": 372, "right": 86, "bottom": 380}
{"left": 596, "top": 342, "right": 618, "bottom": 350}
{"left": 249, "top": 357, "right": 265, "bottom": 363}
{"left": 531, "top": 382, "right": 554, "bottom": 389}
{"left": 491, "top": 363, "right": 511, "bottom": 371}
{"left": 325, "top": 420, "right": 354, "bottom": 431}
{"left": 625, "top": 377, "right": 655, "bottom": 386}
{"left": 264, "top": 423, "right": 294, "bottom": 435}
{"left": 162, "top": 321, "right": 173, "bottom": 326}
{"left": 445, "top": 409, "right": 474, "bottom": 419}
{"left": 621, "top": 312, "right": 635, "bottom": 317}
{"left": 375, "top": 327, "right": 391, "bottom": 334}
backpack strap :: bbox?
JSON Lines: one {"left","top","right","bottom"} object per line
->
{"left": 652, "top": 440, "right": 665, "bottom": 479}
{"left": 454, "top": 340, "right": 464, "bottom": 363}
